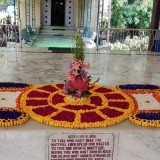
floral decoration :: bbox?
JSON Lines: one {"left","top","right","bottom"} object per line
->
{"left": 0, "top": 82, "right": 32, "bottom": 127}
{"left": 0, "top": 91, "right": 22, "bottom": 108}
{"left": 63, "top": 32, "right": 91, "bottom": 97}
{"left": 117, "top": 84, "right": 160, "bottom": 127}
{"left": 0, "top": 82, "right": 33, "bottom": 91}
{"left": 0, "top": 107, "right": 29, "bottom": 127}
{"left": 20, "top": 84, "right": 134, "bottom": 128}
{"left": 0, "top": 82, "right": 33, "bottom": 110}
{"left": 116, "top": 84, "right": 160, "bottom": 92}
{"left": 129, "top": 112, "right": 160, "bottom": 127}
{"left": 63, "top": 58, "right": 91, "bottom": 97}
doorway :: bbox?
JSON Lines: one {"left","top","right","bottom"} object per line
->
{"left": 51, "top": 0, "right": 65, "bottom": 26}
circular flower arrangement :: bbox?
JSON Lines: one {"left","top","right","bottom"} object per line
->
{"left": 20, "top": 84, "right": 134, "bottom": 128}
{"left": 0, "top": 107, "right": 29, "bottom": 127}
{"left": 117, "top": 84, "right": 160, "bottom": 127}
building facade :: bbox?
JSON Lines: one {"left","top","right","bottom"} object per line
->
{"left": 18, "top": 0, "right": 101, "bottom": 33}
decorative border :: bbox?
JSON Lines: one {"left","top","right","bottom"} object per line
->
{"left": 116, "top": 84, "right": 160, "bottom": 94}
{"left": 0, "top": 82, "right": 33, "bottom": 91}
{"left": 0, "top": 82, "right": 34, "bottom": 110}
{"left": 0, "top": 108, "right": 29, "bottom": 127}
{"left": 117, "top": 84, "right": 160, "bottom": 127}
{"left": 129, "top": 112, "right": 160, "bottom": 127}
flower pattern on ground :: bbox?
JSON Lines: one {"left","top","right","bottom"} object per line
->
{"left": 0, "top": 82, "right": 33, "bottom": 109}
{"left": 0, "top": 108, "right": 29, "bottom": 127}
{"left": 20, "top": 84, "right": 134, "bottom": 128}
{"left": 0, "top": 82, "right": 33, "bottom": 91}
{"left": 117, "top": 84, "right": 160, "bottom": 127}
{"left": 0, "top": 91, "right": 22, "bottom": 108}
{"left": 132, "top": 93, "right": 160, "bottom": 111}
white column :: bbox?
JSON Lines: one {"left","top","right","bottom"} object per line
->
{"left": 41, "top": 0, "right": 51, "bottom": 26}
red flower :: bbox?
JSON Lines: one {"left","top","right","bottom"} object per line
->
{"left": 68, "top": 77, "right": 88, "bottom": 92}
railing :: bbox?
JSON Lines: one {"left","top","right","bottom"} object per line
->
{"left": 102, "top": 28, "right": 160, "bottom": 52}
{"left": 0, "top": 24, "right": 21, "bottom": 48}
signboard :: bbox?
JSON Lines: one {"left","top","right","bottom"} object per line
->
{"left": 48, "top": 133, "right": 119, "bottom": 160}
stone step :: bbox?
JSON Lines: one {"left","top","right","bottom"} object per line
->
{"left": 39, "top": 32, "right": 75, "bottom": 36}
{"left": 40, "top": 26, "right": 76, "bottom": 36}
{"left": 40, "top": 29, "right": 75, "bottom": 33}
{"left": 41, "top": 25, "right": 76, "bottom": 31}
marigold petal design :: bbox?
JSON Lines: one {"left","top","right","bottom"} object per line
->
{"left": 118, "top": 84, "right": 160, "bottom": 128}
{"left": 104, "top": 93, "right": 125, "bottom": 100}
{"left": 0, "top": 108, "right": 29, "bottom": 127}
{"left": 28, "top": 91, "right": 49, "bottom": 98}
{"left": 38, "top": 85, "right": 57, "bottom": 92}
{"left": 20, "top": 84, "right": 134, "bottom": 128}
{"left": 81, "top": 112, "right": 105, "bottom": 123}
{"left": 94, "top": 87, "right": 113, "bottom": 93}
{"left": 129, "top": 112, "right": 160, "bottom": 127}
{"left": 32, "top": 106, "right": 57, "bottom": 116}
{"left": 108, "top": 101, "right": 129, "bottom": 109}
{"left": 90, "top": 96, "right": 102, "bottom": 106}
{"left": 56, "top": 84, "right": 64, "bottom": 90}
{"left": 100, "top": 108, "right": 123, "bottom": 118}
{"left": 63, "top": 105, "right": 95, "bottom": 111}
{"left": 52, "top": 94, "right": 64, "bottom": 105}
{"left": 52, "top": 111, "right": 75, "bottom": 122}
{"left": 26, "top": 99, "right": 48, "bottom": 106}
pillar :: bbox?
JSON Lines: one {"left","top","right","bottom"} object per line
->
{"left": 148, "top": 0, "right": 160, "bottom": 51}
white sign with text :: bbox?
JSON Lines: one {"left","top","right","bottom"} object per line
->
{"left": 48, "top": 133, "right": 119, "bottom": 160}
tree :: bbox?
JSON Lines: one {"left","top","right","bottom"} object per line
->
{"left": 111, "top": 0, "right": 153, "bottom": 29}
{"left": 0, "top": 0, "right": 9, "bottom": 6}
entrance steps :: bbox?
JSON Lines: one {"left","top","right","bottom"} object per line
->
{"left": 39, "top": 26, "right": 76, "bottom": 36}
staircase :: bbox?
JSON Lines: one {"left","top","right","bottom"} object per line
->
{"left": 39, "top": 26, "right": 76, "bottom": 36}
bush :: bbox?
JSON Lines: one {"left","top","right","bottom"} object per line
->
{"left": 111, "top": 36, "right": 149, "bottom": 51}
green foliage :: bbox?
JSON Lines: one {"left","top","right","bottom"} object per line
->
{"left": 0, "top": 0, "right": 9, "bottom": 6}
{"left": 72, "top": 32, "right": 85, "bottom": 61}
{"left": 111, "top": 0, "right": 153, "bottom": 29}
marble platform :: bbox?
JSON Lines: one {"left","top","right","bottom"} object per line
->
{"left": 0, "top": 48, "right": 160, "bottom": 160}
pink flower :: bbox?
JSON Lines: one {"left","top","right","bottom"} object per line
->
{"left": 83, "top": 63, "right": 90, "bottom": 70}
{"left": 64, "top": 59, "right": 91, "bottom": 97}
{"left": 66, "top": 73, "right": 73, "bottom": 81}
{"left": 68, "top": 77, "right": 88, "bottom": 92}
{"left": 76, "top": 90, "right": 82, "bottom": 97}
